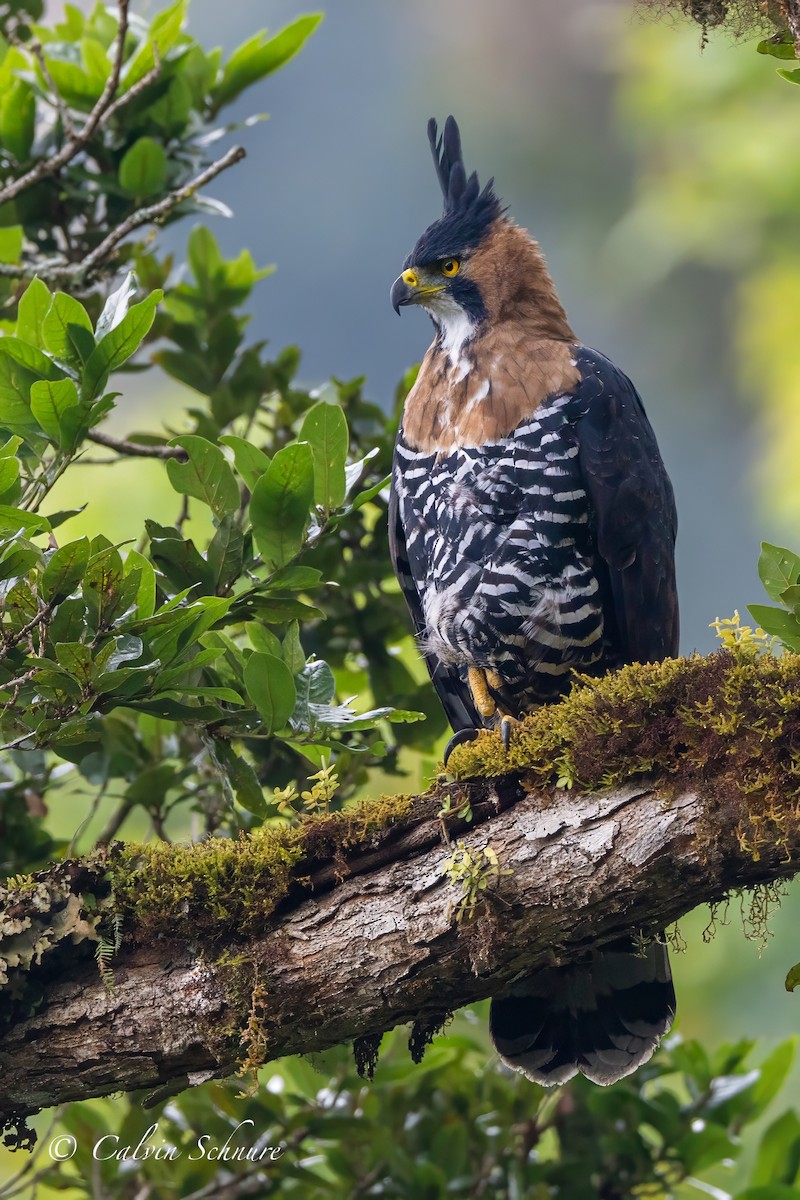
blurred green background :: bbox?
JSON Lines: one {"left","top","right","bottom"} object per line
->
{"left": 5, "top": 0, "right": 800, "bottom": 1194}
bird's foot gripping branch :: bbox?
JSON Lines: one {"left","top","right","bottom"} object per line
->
{"left": 4, "top": 646, "right": 800, "bottom": 1143}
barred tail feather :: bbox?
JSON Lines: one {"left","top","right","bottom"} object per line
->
{"left": 489, "top": 937, "right": 675, "bottom": 1087}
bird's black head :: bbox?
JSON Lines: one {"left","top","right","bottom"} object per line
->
{"left": 391, "top": 116, "right": 503, "bottom": 331}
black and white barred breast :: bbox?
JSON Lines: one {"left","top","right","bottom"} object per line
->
{"left": 393, "top": 366, "right": 616, "bottom": 714}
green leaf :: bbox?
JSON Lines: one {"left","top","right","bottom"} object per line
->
{"left": 751, "top": 1111, "right": 800, "bottom": 1187}
{"left": 187, "top": 225, "right": 224, "bottom": 295}
{"left": 282, "top": 620, "right": 305, "bottom": 675}
{"left": 748, "top": 1042, "right": 797, "bottom": 1121}
{"left": 213, "top": 739, "right": 265, "bottom": 816}
{"left": 246, "top": 622, "right": 281, "bottom": 657}
{"left": 674, "top": 1124, "right": 735, "bottom": 1174}
{"left": 219, "top": 434, "right": 270, "bottom": 491}
{"left": 82, "top": 290, "right": 162, "bottom": 401}
{"left": 264, "top": 565, "right": 323, "bottom": 591}
{"left": 146, "top": 519, "right": 213, "bottom": 594}
{"left": 42, "top": 537, "right": 90, "bottom": 602}
{"left": 42, "top": 293, "right": 94, "bottom": 364}
{"left": 758, "top": 544, "right": 800, "bottom": 603}
{"left": 737, "top": 1189, "right": 800, "bottom": 1199}
{"left": 351, "top": 473, "right": 391, "bottom": 510}
{"left": 29, "top": 378, "right": 80, "bottom": 447}
{"left": 166, "top": 436, "right": 240, "bottom": 518}
{"left": 757, "top": 33, "right": 798, "bottom": 60}
{"left": 148, "top": 75, "right": 192, "bottom": 133}
{"left": 779, "top": 585, "right": 800, "bottom": 614}
{"left": 82, "top": 545, "right": 124, "bottom": 629}
{"left": 54, "top": 640, "right": 94, "bottom": 685}
{"left": 0, "top": 544, "right": 41, "bottom": 583}
{"left": 213, "top": 15, "right": 323, "bottom": 111}
{"left": 0, "top": 81, "right": 35, "bottom": 162}
{"left": 0, "top": 456, "right": 20, "bottom": 502}
{"left": 0, "top": 506, "right": 50, "bottom": 535}
{"left": 207, "top": 516, "right": 244, "bottom": 594}
{"left": 250, "top": 441, "right": 314, "bottom": 568}
{"left": 16, "top": 279, "right": 52, "bottom": 346}
{"left": 40, "top": 56, "right": 100, "bottom": 108}
{"left": 239, "top": 595, "right": 324, "bottom": 624}
{"left": 748, "top": 605, "right": 800, "bottom": 653}
{"left": 300, "top": 400, "right": 348, "bottom": 510}
{"left": 0, "top": 226, "right": 22, "bottom": 265}
{"left": 119, "top": 137, "right": 168, "bottom": 198}
{"left": 243, "top": 651, "right": 296, "bottom": 735}
{"left": 786, "top": 962, "right": 800, "bottom": 992}
{"left": 778, "top": 68, "right": 800, "bottom": 85}
{"left": 0, "top": 436, "right": 23, "bottom": 460}
{"left": 0, "top": 337, "right": 62, "bottom": 380}
{"left": 121, "top": 0, "right": 187, "bottom": 90}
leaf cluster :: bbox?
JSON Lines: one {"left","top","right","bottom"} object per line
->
{"left": 0, "top": 1, "right": 322, "bottom": 301}
{"left": 749, "top": 542, "right": 800, "bottom": 652}
{"left": 30, "top": 1029, "right": 800, "bottom": 1199}
{"left": 0, "top": 245, "right": 428, "bottom": 852}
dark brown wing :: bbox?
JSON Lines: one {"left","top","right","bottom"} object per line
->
{"left": 388, "top": 470, "right": 480, "bottom": 731}
{"left": 573, "top": 347, "right": 679, "bottom": 663}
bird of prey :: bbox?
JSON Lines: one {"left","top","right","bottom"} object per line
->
{"left": 388, "top": 115, "right": 679, "bottom": 1087}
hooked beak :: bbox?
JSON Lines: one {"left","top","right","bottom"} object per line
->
{"left": 390, "top": 267, "right": 444, "bottom": 314}
{"left": 391, "top": 271, "right": 416, "bottom": 315}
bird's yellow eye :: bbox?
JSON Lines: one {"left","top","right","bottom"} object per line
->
{"left": 441, "top": 259, "right": 460, "bottom": 277}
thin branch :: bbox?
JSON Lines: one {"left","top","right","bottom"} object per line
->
{"left": 0, "top": 602, "right": 54, "bottom": 663}
{"left": 0, "top": 732, "right": 38, "bottom": 753}
{"left": 0, "top": 0, "right": 131, "bottom": 207}
{"left": 25, "top": 41, "right": 75, "bottom": 139}
{"left": 96, "top": 798, "right": 136, "bottom": 846}
{"left": 102, "top": 56, "right": 162, "bottom": 125}
{"left": 0, "top": 145, "right": 247, "bottom": 282}
{"left": 86, "top": 429, "right": 188, "bottom": 461}
{"left": 73, "top": 145, "right": 246, "bottom": 279}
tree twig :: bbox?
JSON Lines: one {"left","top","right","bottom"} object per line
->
{"left": 73, "top": 145, "right": 246, "bottom": 279}
{"left": 0, "top": 0, "right": 132, "bottom": 207}
{"left": 0, "top": 145, "right": 247, "bottom": 282}
{"left": 25, "top": 41, "right": 75, "bottom": 139}
{"left": 86, "top": 429, "right": 188, "bottom": 461}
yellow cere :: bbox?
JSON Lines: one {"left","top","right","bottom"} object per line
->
{"left": 402, "top": 268, "right": 418, "bottom": 287}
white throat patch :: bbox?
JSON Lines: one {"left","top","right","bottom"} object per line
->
{"left": 423, "top": 294, "right": 476, "bottom": 366}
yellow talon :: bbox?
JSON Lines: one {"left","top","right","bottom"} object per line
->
{"left": 468, "top": 666, "right": 497, "bottom": 720}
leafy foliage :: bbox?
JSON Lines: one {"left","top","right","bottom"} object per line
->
{"left": 0, "top": 250, "right": 425, "bottom": 839}
{"left": 0, "top": 1, "right": 322, "bottom": 302}
{"left": 26, "top": 1029, "right": 800, "bottom": 1199}
{"left": 748, "top": 542, "right": 800, "bottom": 653}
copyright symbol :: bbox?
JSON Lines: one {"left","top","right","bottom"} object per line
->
{"left": 49, "top": 1135, "right": 77, "bottom": 1161}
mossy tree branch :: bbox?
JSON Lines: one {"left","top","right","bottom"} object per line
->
{"left": 2, "top": 650, "right": 800, "bottom": 1139}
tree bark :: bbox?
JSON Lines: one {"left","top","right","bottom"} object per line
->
{"left": 1, "top": 769, "right": 798, "bottom": 1136}
{"left": 780, "top": 0, "right": 800, "bottom": 51}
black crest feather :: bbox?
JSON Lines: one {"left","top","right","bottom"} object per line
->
{"left": 405, "top": 116, "right": 502, "bottom": 270}
{"left": 428, "top": 116, "right": 485, "bottom": 214}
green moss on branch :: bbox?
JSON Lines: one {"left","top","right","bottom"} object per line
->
{"left": 448, "top": 649, "right": 800, "bottom": 859}
{"left": 111, "top": 791, "right": 419, "bottom": 943}
{"left": 5, "top": 650, "right": 800, "bottom": 990}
